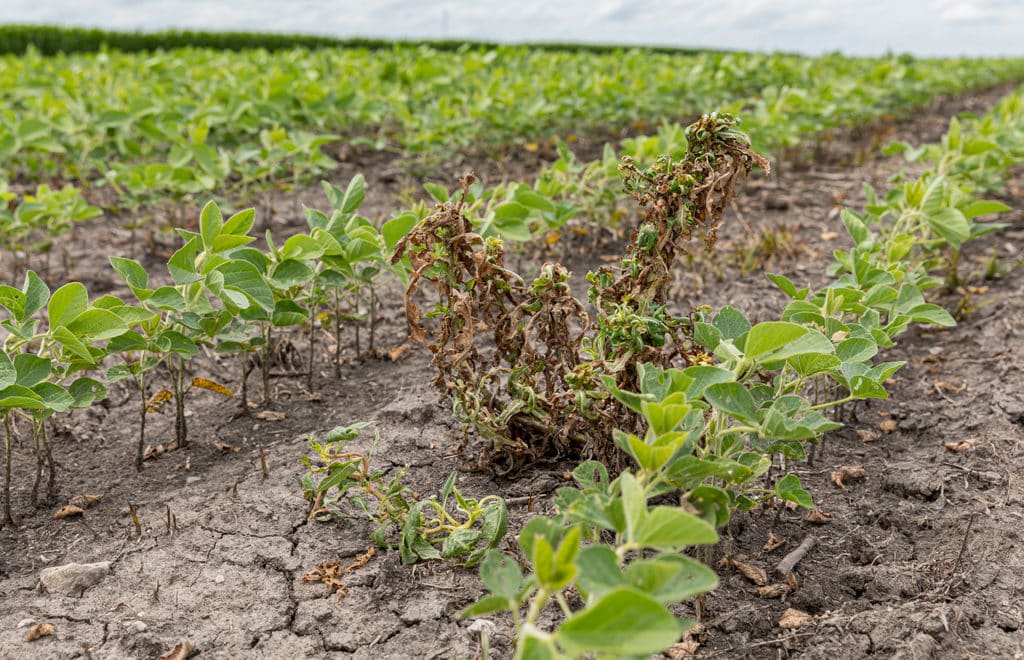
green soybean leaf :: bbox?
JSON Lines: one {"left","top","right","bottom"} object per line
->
{"left": 48, "top": 282, "right": 88, "bottom": 328}
{"left": 623, "top": 555, "right": 719, "bottom": 604}
{"left": 636, "top": 507, "right": 718, "bottom": 551}
{"left": 775, "top": 474, "right": 813, "bottom": 508}
{"left": 199, "top": 200, "right": 222, "bottom": 250}
{"left": 703, "top": 382, "right": 759, "bottom": 427}
{"left": 14, "top": 354, "right": 51, "bottom": 387}
{"left": 835, "top": 337, "right": 878, "bottom": 363}
{"left": 682, "top": 365, "right": 734, "bottom": 400}
{"left": 556, "top": 587, "right": 683, "bottom": 657}
{"left": 109, "top": 256, "right": 149, "bottom": 291}
{"left": 743, "top": 322, "right": 808, "bottom": 360}
{"left": 0, "top": 353, "right": 16, "bottom": 389}
{"left": 574, "top": 545, "right": 624, "bottom": 600}
{"left": 712, "top": 306, "right": 750, "bottom": 340}
{"left": 907, "top": 303, "right": 955, "bottom": 327}
{"left": 66, "top": 308, "right": 128, "bottom": 340}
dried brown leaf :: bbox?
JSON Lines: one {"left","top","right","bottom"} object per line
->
{"left": 256, "top": 410, "right": 286, "bottom": 422}
{"left": 944, "top": 439, "right": 975, "bottom": 453}
{"left": 732, "top": 559, "right": 768, "bottom": 586}
{"left": 345, "top": 546, "right": 377, "bottom": 572}
{"left": 831, "top": 465, "right": 866, "bottom": 490}
{"left": 143, "top": 443, "right": 166, "bottom": 460}
{"left": 302, "top": 560, "right": 347, "bottom": 597}
{"left": 212, "top": 439, "right": 241, "bottom": 454}
{"left": 763, "top": 532, "right": 785, "bottom": 553}
{"left": 52, "top": 505, "right": 84, "bottom": 520}
{"left": 778, "top": 608, "right": 814, "bottom": 629}
{"left": 857, "top": 428, "right": 880, "bottom": 443}
{"left": 25, "top": 622, "right": 54, "bottom": 642}
{"left": 69, "top": 494, "right": 104, "bottom": 509}
{"left": 387, "top": 343, "right": 411, "bottom": 362}
{"left": 157, "top": 641, "right": 195, "bottom": 660}
{"left": 804, "top": 508, "right": 834, "bottom": 525}
{"left": 757, "top": 583, "right": 792, "bottom": 599}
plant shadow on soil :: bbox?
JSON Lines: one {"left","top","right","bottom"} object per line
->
{"left": 1, "top": 85, "right": 1023, "bottom": 659}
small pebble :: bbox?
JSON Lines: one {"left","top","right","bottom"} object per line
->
{"left": 16, "top": 618, "right": 35, "bottom": 629}
{"left": 125, "top": 620, "right": 147, "bottom": 633}
{"left": 213, "top": 575, "right": 225, "bottom": 584}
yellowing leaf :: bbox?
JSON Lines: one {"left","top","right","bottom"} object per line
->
{"left": 146, "top": 387, "right": 173, "bottom": 414}
{"left": 524, "top": 142, "right": 539, "bottom": 153}
{"left": 191, "top": 377, "right": 234, "bottom": 397}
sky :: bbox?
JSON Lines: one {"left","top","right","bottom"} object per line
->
{"left": 5, "top": 0, "right": 1024, "bottom": 57}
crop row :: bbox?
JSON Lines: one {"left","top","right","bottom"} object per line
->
{"left": 1, "top": 46, "right": 1023, "bottom": 229}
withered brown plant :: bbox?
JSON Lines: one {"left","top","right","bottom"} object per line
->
{"left": 393, "top": 113, "right": 769, "bottom": 471}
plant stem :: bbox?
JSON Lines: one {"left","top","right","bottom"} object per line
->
{"left": 262, "top": 323, "right": 272, "bottom": 407}
{"left": 333, "top": 290, "right": 342, "bottom": 378}
{"left": 307, "top": 301, "right": 317, "bottom": 391}
{"left": 31, "top": 417, "right": 43, "bottom": 506}
{"left": 239, "top": 350, "right": 249, "bottom": 414}
{"left": 3, "top": 414, "right": 15, "bottom": 526}
{"left": 136, "top": 374, "right": 146, "bottom": 470}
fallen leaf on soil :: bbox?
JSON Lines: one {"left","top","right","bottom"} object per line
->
{"left": 387, "top": 343, "right": 411, "bottom": 362}
{"left": 820, "top": 231, "right": 840, "bottom": 241}
{"left": 731, "top": 559, "right": 768, "bottom": 585}
{"left": 763, "top": 532, "right": 786, "bottom": 552}
{"left": 212, "top": 439, "right": 241, "bottom": 454}
{"left": 785, "top": 571, "right": 799, "bottom": 590}
{"left": 857, "top": 429, "right": 880, "bottom": 442}
{"left": 944, "top": 439, "right": 975, "bottom": 453}
{"left": 146, "top": 387, "right": 173, "bottom": 414}
{"left": 157, "top": 641, "right": 195, "bottom": 660}
{"left": 24, "top": 622, "right": 54, "bottom": 641}
{"left": 757, "top": 583, "right": 792, "bottom": 599}
{"left": 69, "top": 494, "right": 103, "bottom": 509}
{"left": 345, "top": 546, "right": 376, "bottom": 572}
{"left": 879, "top": 420, "right": 898, "bottom": 433}
{"left": 302, "top": 560, "right": 347, "bottom": 597}
{"left": 52, "top": 505, "right": 85, "bottom": 520}
{"left": 143, "top": 443, "right": 166, "bottom": 460}
{"left": 831, "top": 465, "right": 866, "bottom": 490}
{"left": 778, "top": 608, "right": 814, "bottom": 629}
{"left": 664, "top": 623, "right": 705, "bottom": 658}
{"left": 935, "top": 379, "right": 966, "bottom": 393}
{"left": 256, "top": 410, "right": 286, "bottom": 422}
{"left": 804, "top": 508, "right": 834, "bottom": 525}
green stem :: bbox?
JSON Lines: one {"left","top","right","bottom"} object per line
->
{"left": 3, "top": 414, "right": 15, "bottom": 526}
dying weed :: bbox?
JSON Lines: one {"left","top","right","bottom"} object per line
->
{"left": 394, "top": 113, "right": 770, "bottom": 470}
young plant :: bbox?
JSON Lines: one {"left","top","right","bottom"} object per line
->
{"left": 108, "top": 201, "right": 273, "bottom": 460}
{"left": 301, "top": 422, "right": 507, "bottom": 566}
